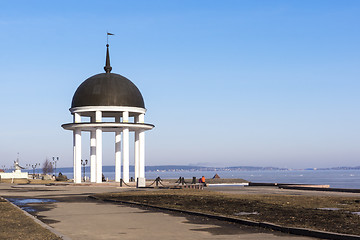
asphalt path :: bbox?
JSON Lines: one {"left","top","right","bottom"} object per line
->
{"left": 0, "top": 183, "right": 323, "bottom": 240}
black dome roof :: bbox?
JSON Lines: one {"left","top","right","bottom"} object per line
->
{"left": 71, "top": 72, "right": 145, "bottom": 108}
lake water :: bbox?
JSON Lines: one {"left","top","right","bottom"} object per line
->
{"left": 51, "top": 168, "right": 360, "bottom": 189}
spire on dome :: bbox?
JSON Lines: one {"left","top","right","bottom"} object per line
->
{"left": 104, "top": 44, "right": 112, "bottom": 73}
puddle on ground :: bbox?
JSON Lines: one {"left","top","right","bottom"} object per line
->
{"left": 6, "top": 198, "right": 57, "bottom": 212}
{"left": 234, "top": 212, "right": 259, "bottom": 216}
{"left": 317, "top": 208, "right": 340, "bottom": 211}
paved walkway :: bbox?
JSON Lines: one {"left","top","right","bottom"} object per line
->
{"left": 0, "top": 183, "right": 321, "bottom": 240}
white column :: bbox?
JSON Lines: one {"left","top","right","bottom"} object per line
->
{"left": 73, "top": 113, "right": 82, "bottom": 184}
{"left": 115, "top": 114, "right": 121, "bottom": 182}
{"left": 73, "top": 131, "right": 76, "bottom": 182}
{"left": 95, "top": 111, "right": 103, "bottom": 183}
{"left": 74, "top": 129, "right": 82, "bottom": 183}
{"left": 90, "top": 130, "right": 96, "bottom": 182}
{"left": 134, "top": 130, "right": 140, "bottom": 180}
{"left": 139, "top": 114, "right": 146, "bottom": 179}
{"left": 122, "top": 111, "right": 129, "bottom": 183}
{"left": 139, "top": 131, "right": 145, "bottom": 179}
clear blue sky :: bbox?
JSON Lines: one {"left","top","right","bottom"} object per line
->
{"left": 0, "top": 0, "right": 359, "bottom": 169}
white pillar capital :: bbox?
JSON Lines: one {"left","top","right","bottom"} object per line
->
{"left": 95, "top": 110, "right": 102, "bottom": 122}
{"left": 122, "top": 111, "right": 129, "bottom": 123}
{"left": 74, "top": 113, "right": 81, "bottom": 123}
{"left": 139, "top": 113, "right": 145, "bottom": 123}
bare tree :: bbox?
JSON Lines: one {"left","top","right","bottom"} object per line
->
{"left": 42, "top": 158, "right": 53, "bottom": 175}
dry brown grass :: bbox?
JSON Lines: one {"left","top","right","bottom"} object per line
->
{"left": 95, "top": 189, "right": 360, "bottom": 235}
{"left": 0, "top": 179, "right": 71, "bottom": 184}
{"left": 0, "top": 178, "right": 31, "bottom": 184}
{"left": 0, "top": 197, "right": 61, "bottom": 240}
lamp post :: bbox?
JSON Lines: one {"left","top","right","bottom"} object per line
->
{"left": 52, "top": 157, "right": 59, "bottom": 176}
{"left": 32, "top": 163, "right": 40, "bottom": 179}
{"left": 81, "top": 159, "right": 88, "bottom": 182}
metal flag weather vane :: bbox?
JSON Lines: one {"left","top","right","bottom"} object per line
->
{"left": 107, "top": 32, "right": 114, "bottom": 44}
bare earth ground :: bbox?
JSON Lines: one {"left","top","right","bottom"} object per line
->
{"left": 94, "top": 188, "right": 360, "bottom": 236}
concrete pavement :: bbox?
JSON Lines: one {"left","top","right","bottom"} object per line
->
{"left": 0, "top": 183, "right": 320, "bottom": 240}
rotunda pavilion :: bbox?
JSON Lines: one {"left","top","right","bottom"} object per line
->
{"left": 62, "top": 44, "right": 154, "bottom": 186}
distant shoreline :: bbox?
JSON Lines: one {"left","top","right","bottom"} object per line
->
{"left": 4, "top": 168, "right": 359, "bottom": 189}
{"left": 8, "top": 165, "right": 360, "bottom": 173}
